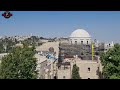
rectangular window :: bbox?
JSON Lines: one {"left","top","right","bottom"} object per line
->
{"left": 88, "top": 67, "right": 90, "bottom": 71}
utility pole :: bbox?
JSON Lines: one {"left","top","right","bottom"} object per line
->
{"left": 92, "top": 42, "right": 94, "bottom": 61}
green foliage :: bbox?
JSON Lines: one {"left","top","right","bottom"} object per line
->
{"left": 100, "top": 44, "right": 120, "bottom": 79}
{"left": 0, "top": 43, "right": 4, "bottom": 53}
{"left": 72, "top": 64, "right": 81, "bottom": 79}
{"left": 0, "top": 38, "right": 17, "bottom": 53}
{"left": 0, "top": 45, "right": 38, "bottom": 79}
{"left": 21, "top": 36, "right": 41, "bottom": 46}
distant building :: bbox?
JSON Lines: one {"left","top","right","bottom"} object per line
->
{"left": 57, "top": 56, "right": 102, "bottom": 79}
{"left": 35, "top": 50, "right": 58, "bottom": 79}
{"left": 69, "top": 29, "right": 92, "bottom": 45}
{"left": 35, "top": 54, "right": 48, "bottom": 79}
{"left": 74, "top": 58, "right": 100, "bottom": 79}
{"left": 57, "top": 28, "right": 104, "bottom": 79}
{"left": 104, "top": 41, "right": 114, "bottom": 52}
{"left": 15, "top": 43, "right": 23, "bottom": 47}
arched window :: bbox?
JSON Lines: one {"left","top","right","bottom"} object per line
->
{"left": 75, "top": 41, "right": 77, "bottom": 45}
{"left": 87, "top": 41, "right": 88, "bottom": 44}
{"left": 81, "top": 41, "right": 83, "bottom": 44}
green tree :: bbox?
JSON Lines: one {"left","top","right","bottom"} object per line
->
{"left": 2, "top": 38, "right": 16, "bottom": 53}
{"left": 72, "top": 64, "right": 80, "bottom": 79}
{"left": 0, "top": 43, "right": 4, "bottom": 53}
{"left": 100, "top": 44, "right": 120, "bottom": 79}
{"left": 0, "top": 45, "right": 37, "bottom": 79}
{"left": 21, "top": 36, "right": 40, "bottom": 46}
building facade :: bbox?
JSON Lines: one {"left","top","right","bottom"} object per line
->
{"left": 69, "top": 29, "right": 92, "bottom": 45}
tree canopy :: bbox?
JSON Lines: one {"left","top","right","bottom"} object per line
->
{"left": 0, "top": 38, "right": 17, "bottom": 53}
{"left": 100, "top": 44, "right": 120, "bottom": 79}
{"left": 21, "top": 36, "right": 43, "bottom": 46}
{"left": 0, "top": 45, "right": 38, "bottom": 79}
{"left": 72, "top": 64, "right": 81, "bottom": 79}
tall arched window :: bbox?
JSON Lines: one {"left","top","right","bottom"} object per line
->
{"left": 81, "top": 41, "right": 83, "bottom": 44}
{"left": 75, "top": 41, "right": 77, "bottom": 45}
{"left": 87, "top": 41, "right": 88, "bottom": 44}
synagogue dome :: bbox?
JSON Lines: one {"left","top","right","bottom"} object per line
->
{"left": 70, "top": 29, "right": 91, "bottom": 38}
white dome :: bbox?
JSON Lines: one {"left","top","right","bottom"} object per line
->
{"left": 70, "top": 29, "right": 91, "bottom": 38}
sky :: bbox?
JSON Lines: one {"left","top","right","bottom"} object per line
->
{"left": 0, "top": 11, "right": 120, "bottom": 43}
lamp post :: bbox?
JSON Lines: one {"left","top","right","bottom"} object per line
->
{"left": 92, "top": 42, "right": 94, "bottom": 61}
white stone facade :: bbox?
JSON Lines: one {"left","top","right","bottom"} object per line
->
{"left": 75, "top": 60, "right": 99, "bottom": 79}
{"left": 104, "top": 41, "right": 114, "bottom": 52}
{"left": 57, "top": 65, "right": 71, "bottom": 79}
{"left": 69, "top": 37, "right": 91, "bottom": 45}
{"left": 69, "top": 29, "right": 92, "bottom": 45}
{"left": 57, "top": 57, "right": 101, "bottom": 79}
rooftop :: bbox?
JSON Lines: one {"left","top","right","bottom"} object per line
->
{"left": 35, "top": 54, "right": 47, "bottom": 63}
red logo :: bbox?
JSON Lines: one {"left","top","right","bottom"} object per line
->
{"left": 2, "top": 11, "right": 12, "bottom": 19}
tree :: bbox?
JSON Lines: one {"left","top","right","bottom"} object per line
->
{"left": 40, "top": 37, "right": 44, "bottom": 39}
{"left": 49, "top": 47, "right": 54, "bottom": 52}
{"left": 21, "top": 36, "right": 40, "bottom": 46}
{"left": 0, "top": 45, "right": 38, "bottom": 79}
{"left": 100, "top": 44, "right": 120, "bottom": 79}
{"left": 0, "top": 43, "right": 4, "bottom": 53}
{"left": 72, "top": 64, "right": 80, "bottom": 79}
{"left": 0, "top": 37, "right": 17, "bottom": 53}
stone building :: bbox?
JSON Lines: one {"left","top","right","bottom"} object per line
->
{"left": 57, "top": 62, "right": 71, "bottom": 79}
{"left": 35, "top": 54, "right": 48, "bottom": 79}
{"left": 73, "top": 58, "right": 100, "bottom": 79}
{"left": 69, "top": 29, "right": 92, "bottom": 45}
{"left": 57, "top": 56, "right": 102, "bottom": 79}
{"left": 57, "top": 28, "right": 103, "bottom": 79}
{"left": 104, "top": 41, "right": 114, "bottom": 52}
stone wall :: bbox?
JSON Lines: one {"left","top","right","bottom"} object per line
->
{"left": 76, "top": 60, "right": 99, "bottom": 79}
{"left": 57, "top": 58, "right": 101, "bottom": 79}
{"left": 57, "top": 65, "right": 71, "bottom": 79}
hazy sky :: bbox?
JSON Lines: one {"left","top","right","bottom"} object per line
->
{"left": 0, "top": 11, "right": 120, "bottom": 43}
